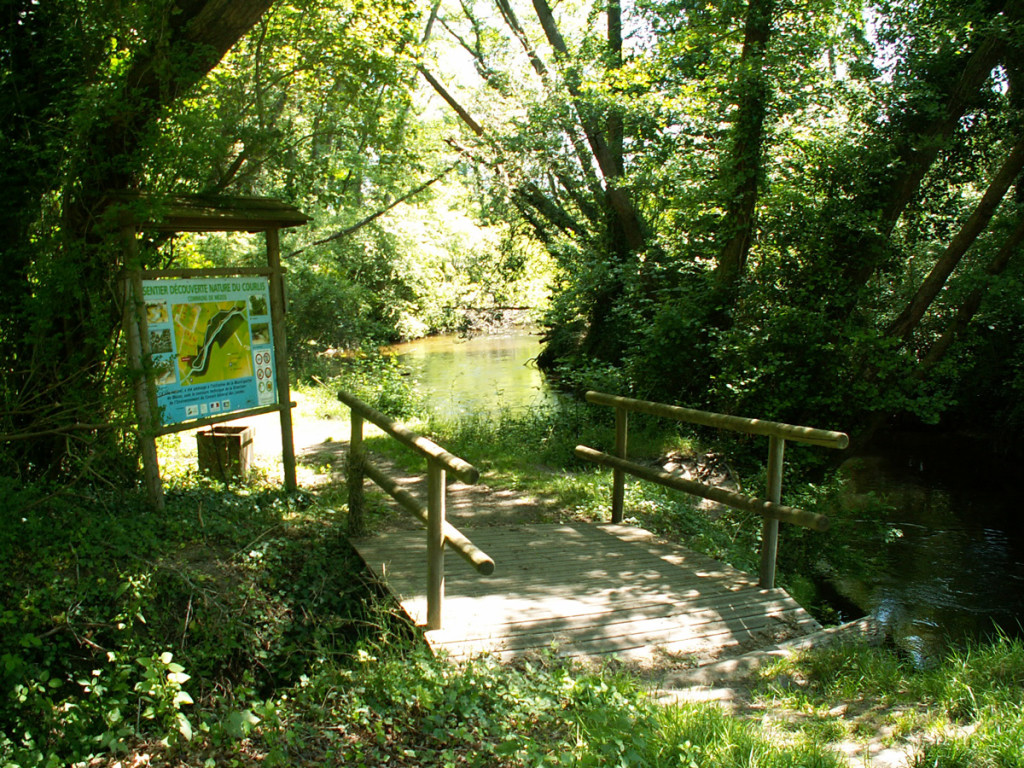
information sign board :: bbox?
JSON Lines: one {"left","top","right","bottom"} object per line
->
{"left": 142, "top": 277, "right": 277, "bottom": 426}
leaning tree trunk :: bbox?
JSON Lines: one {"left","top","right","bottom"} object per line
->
{"left": 887, "top": 135, "right": 1024, "bottom": 343}
{"left": 918, "top": 213, "right": 1024, "bottom": 373}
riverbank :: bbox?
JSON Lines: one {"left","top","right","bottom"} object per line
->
{"left": 6, "top": 384, "right": 1024, "bottom": 767}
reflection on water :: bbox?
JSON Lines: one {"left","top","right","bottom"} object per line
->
{"left": 842, "top": 452, "right": 1024, "bottom": 663}
{"left": 384, "top": 332, "right": 559, "bottom": 419}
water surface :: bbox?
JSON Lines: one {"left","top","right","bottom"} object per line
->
{"left": 840, "top": 450, "right": 1024, "bottom": 663}
{"left": 385, "top": 332, "right": 558, "bottom": 419}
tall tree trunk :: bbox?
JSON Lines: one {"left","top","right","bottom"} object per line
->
{"left": 418, "top": 66, "right": 485, "bottom": 135}
{"left": 526, "top": 0, "right": 649, "bottom": 362}
{"left": 493, "top": 0, "right": 604, "bottom": 199}
{"left": 855, "top": 211, "right": 1024, "bottom": 448}
{"left": 714, "top": 0, "right": 775, "bottom": 291}
{"left": 878, "top": 33, "right": 1013, "bottom": 232}
{"left": 607, "top": 0, "right": 625, "bottom": 179}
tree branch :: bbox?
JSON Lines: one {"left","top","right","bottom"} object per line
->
{"left": 418, "top": 65, "right": 485, "bottom": 135}
{"left": 528, "top": 0, "right": 646, "bottom": 252}
{"left": 286, "top": 166, "right": 457, "bottom": 259}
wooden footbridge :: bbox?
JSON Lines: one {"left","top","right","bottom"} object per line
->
{"left": 341, "top": 390, "right": 848, "bottom": 664}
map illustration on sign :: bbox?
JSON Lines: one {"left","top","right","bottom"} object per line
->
{"left": 142, "top": 277, "right": 276, "bottom": 426}
{"left": 174, "top": 301, "right": 253, "bottom": 385}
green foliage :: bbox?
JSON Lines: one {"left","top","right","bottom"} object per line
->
{"left": 420, "top": 400, "right": 609, "bottom": 478}
{"left": 134, "top": 652, "right": 195, "bottom": 745}
{"left": 1, "top": 0, "right": 281, "bottom": 480}
{"left": 286, "top": 259, "right": 402, "bottom": 368}
{"left": 237, "top": 647, "right": 843, "bottom": 767}
{"left": 491, "top": 0, "right": 1024, "bottom": 447}
{"left": 0, "top": 476, "right": 401, "bottom": 767}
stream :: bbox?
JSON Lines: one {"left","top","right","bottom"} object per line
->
{"left": 389, "top": 331, "right": 1024, "bottom": 660}
{"left": 385, "top": 331, "right": 559, "bottom": 418}
{"left": 837, "top": 445, "right": 1024, "bottom": 663}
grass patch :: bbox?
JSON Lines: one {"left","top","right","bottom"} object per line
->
{"left": 753, "top": 635, "right": 1024, "bottom": 766}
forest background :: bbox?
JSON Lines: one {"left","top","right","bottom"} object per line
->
{"left": 2, "top": 0, "right": 1023, "bottom": 479}
{"left": 4, "top": 2, "right": 1024, "bottom": 764}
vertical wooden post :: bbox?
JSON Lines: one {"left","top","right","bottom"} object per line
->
{"left": 266, "top": 228, "right": 297, "bottom": 491}
{"left": 426, "top": 458, "right": 446, "bottom": 630}
{"left": 122, "top": 226, "right": 165, "bottom": 510}
{"left": 347, "top": 411, "right": 365, "bottom": 535}
{"left": 759, "top": 435, "right": 785, "bottom": 588}
{"left": 611, "top": 406, "right": 629, "bottom": 523}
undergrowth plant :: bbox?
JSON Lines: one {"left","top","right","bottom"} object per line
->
{"left": 205, "top": 645, "right": 846, "bottom": 768}
{"left": 0, "top": 474, "right": 409, "bottom": 767}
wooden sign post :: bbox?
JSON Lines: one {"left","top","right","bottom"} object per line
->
{"left": 112, "top": 194, "right": 308, "bottom": 509}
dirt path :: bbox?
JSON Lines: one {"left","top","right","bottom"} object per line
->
{"left": 233, "top": 396, "right": 555, "bottom": 528}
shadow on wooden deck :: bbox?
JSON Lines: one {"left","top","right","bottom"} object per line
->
{"left": 352, "top": 522, "right": 820, "bottom": 666}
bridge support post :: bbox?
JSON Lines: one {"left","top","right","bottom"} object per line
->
{"left": 759, "top": 435, "right": 785, "bottom": 588}
{"left": 347, "top": 411, "right": 365, "bottom": 536}
{"left": 612, "top": 407, "right": 629, "bottom": 523}
{"left": 426, "top": 459, "right": 446, "bottom": 630}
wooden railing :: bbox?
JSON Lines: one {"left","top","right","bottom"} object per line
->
{"left": 339, "top": 390, "right": 494, "bottom": 630}
{"left": 576, "top": 391, "right": 849, "bottom": 589}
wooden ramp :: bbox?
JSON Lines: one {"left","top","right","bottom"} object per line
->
{"left": 353, "top": 523, "right": 821, "bottom": 662}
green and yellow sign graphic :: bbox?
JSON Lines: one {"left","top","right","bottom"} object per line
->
{"left": 142, "top": 277, "right": 276, "bottom": 426}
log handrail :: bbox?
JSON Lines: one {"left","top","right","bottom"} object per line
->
{"left": 574, "top": 446, "right": 830, "bottom": 532}
{"left": 339, "top": 390, "right": 492, "bottom": 630}
{"left": 585, "top": 391, "right": 849, "bottom": 449}
{"left": 580, "top": 391, "right": 848, "bottom": 588}
{"left": 338, "top": 390, "right": 479, "bottom": 484}
{"left": 363, "top": 461, "right": 495, "bottom": 575}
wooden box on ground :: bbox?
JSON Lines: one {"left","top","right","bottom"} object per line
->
{"left": 197, "top": 426, "right": 254, "bottom": 481}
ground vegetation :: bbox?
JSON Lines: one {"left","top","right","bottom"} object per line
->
{"left": 3, "top": 385, "right": 1021, "bottom": 767}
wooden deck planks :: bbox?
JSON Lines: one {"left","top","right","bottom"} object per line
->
{"left": 352, "top": 522, "right": 820, "bottom": 661}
